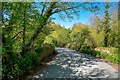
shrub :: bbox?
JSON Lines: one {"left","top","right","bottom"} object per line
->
{"left": 107, "top": 54, "right": 120, "bottom": 64}
{"left": 80, "top": 47, "right": 120, "bottom": 64}
{"left": 98, "top": 52, "right": 109, "bottom": 59}
{"left": 35, "top": 46, "right": 44, "bottom": 55}
{"left": 2, "top": 52, "right": 40, "bottom": 80}
{"left": 80, "top": 47, "right": 99, "bottom": 56}
{"left": 92, "top": 50, "right": 100, "bottom": 56}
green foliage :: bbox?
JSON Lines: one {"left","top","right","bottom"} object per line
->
{"left": 89, "top": 3, "right": 118, "bottom": 47}
{"left": 0, "top": 45, "right": 2, "bottom": 54}
{"left": 68, "top": 23, "right": 94, "bottom": 50}
{"left": 89, "top": 27, "right": 104, "bottom": 47}
{"left": 97, "top": 52, "right": 109, "bottom": 59}
{"left": 80, "top": 47, "right": 120, "bottom": 64}
{"left": 2, "top": 52, "right": 40, "bottom": 80}
{"left": 2, "top": 2, "right": 119, "bottom": 79}
{"left": 35, "top": 46, "right": 44, "bottom": 54}
{"left": 44, "top": 23, "right": 70, "bottom": 47}
{"left": 80, "top": 47, "right": 100, "bottom": 56}
{"left": 107, "top": 54, "right": 120, "bottom": 64}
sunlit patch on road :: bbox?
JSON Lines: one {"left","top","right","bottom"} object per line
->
{"left": 30, "top": 47, "right": 118, "bottom": 79}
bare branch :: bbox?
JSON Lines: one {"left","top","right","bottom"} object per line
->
{"left": 41, "top": 2, "right": 47, "bottom": 15}
{"left": 63, "top": 3, "right": 72, "bottom": 21}
{"left": 45, "top": 2, "right": 57, "bottom": 16}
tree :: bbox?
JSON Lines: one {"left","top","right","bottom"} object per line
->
{"left": 2, "top": 2, "right": 99, "bottom": 56}
{"left": 89, "top": 2, "right": 113, "bottom": 47}
{"left": 89, "top": 14, "right": 104, "bottom": 33}
{"left": 108, "top": 8, "right": 118, "bottom": 47}
{"left": 25, "top": 2, "right": 99, "bottom": 53}
{"left": 103, "top": 2, "right": 110, "bottom": 47}
{"left": 44, "top": 22, "right": 70, "bottom": 47}
{"left": 2, "top": 2, "right": 45, "bottom": 57}
{"left": 69, "top": 23, "right": 91, "bottom": 50}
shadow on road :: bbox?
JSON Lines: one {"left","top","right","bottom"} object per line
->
{"left": 27, "top": 47, "right": 118, "bottom": 79}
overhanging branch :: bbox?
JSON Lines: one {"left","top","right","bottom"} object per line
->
{"left": 51, "top": 4, "right": 83, "bottom": 14}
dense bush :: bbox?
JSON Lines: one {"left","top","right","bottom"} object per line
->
{"left": 96, "top": 52, "right": 109, "bottom": 59}
{"left": 80, "top": 47, "right": 120, "bottom": 64}
{"left": 107, "top": 54, "right": 120, "bottom": 64}
{"left": 2, "top": 52, "right": 40, "bottom": 80}
{"left": 35, "top": 46, "right": 44, "bottom": 54}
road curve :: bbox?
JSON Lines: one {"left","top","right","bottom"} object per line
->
{"left": 27, "top": 47, "right": 118, "bottom": 79}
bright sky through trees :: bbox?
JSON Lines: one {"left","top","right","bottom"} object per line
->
{"left": 50, "top": 2, "right": 118, "bottom": 29}
{"left": 52, "top": 10, "right": 92, "bottom": 28}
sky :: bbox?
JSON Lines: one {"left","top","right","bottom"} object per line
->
{"left": 50, "top": 2, "right": 100, "bottom": 29}
{"left": 51, "top": 10, "right": 92, "bottom": 29}
{"left": 50, "top": 2, "right": 118, "bottom": 29}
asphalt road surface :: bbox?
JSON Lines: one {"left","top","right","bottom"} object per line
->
{"left": 27, "top": 47, "right": 119, "bottom": 79}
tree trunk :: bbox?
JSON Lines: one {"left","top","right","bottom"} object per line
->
{"left": 25, "top": 2, "right": 56, "bottom": 54}
{"left": 25, "top": 16, "right": 49, "bottom": 53}
{"left": 104, "top": 2, "right": 110, "bottom": 47}
{"left": 104, "top": 30, "right": 108, "bottom": 47}
{"left": 21, "top": 6, "right": 26, "bottom": 57}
